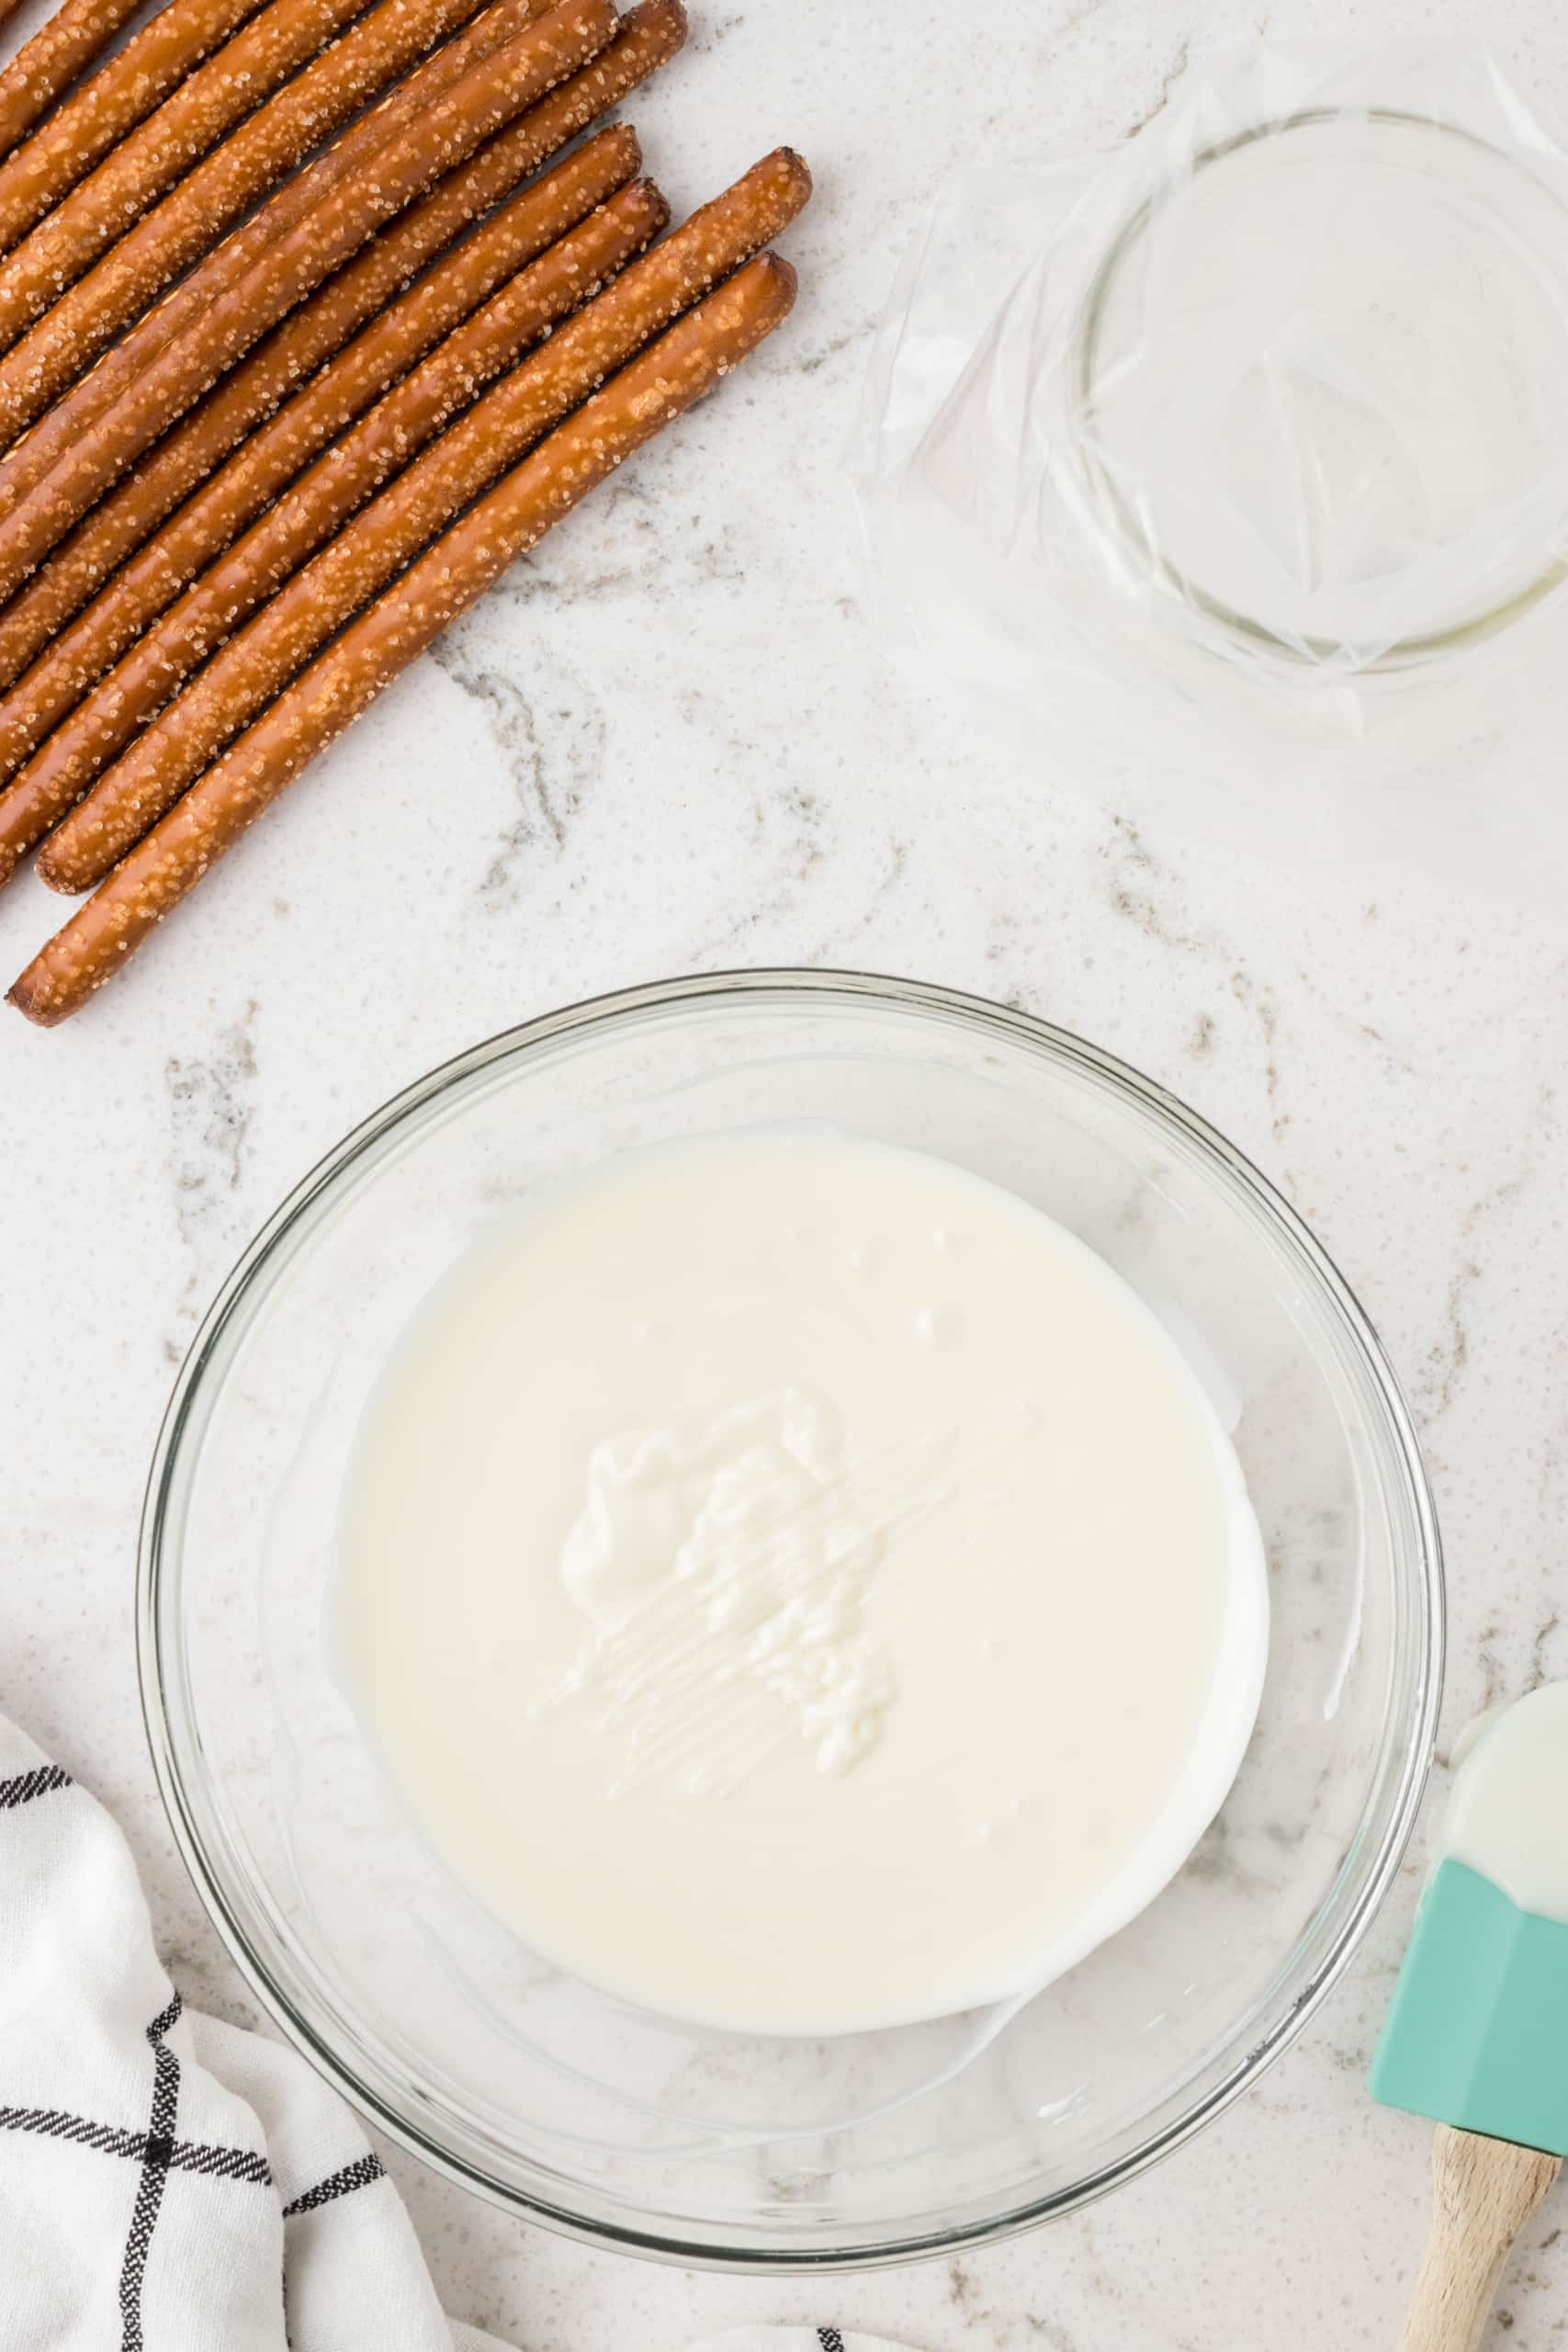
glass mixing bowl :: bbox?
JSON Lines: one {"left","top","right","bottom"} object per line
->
{"left": 140, "top": 970, "right": 1441, "bottom": 2268}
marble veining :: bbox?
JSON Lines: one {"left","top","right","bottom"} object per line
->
{"left": 429, "top": 630, "right": 609, "bottom": 890}
{"left": 6, "top": 0, "right": 1568, "bottom": 2342}
{"left": 161, "top": 1002, "right": 261, "bottom": 1355}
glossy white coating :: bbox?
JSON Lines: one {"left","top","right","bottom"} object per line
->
{"left": 337, "top": 1129, "right": 1268, "bottom": 2034}
{"left": 1441, "top": 1682, "right": 1568, "bottom": 1921}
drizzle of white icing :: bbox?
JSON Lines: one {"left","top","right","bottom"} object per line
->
{"left": 548, "top": 1386, "right": 904, "bottom": 1792}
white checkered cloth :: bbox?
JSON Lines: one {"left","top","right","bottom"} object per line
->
{"left": 0, "top": 1715, "right": 909, "bottom": 2351}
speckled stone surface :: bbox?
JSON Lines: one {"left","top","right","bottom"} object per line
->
{"left": 5, "top": 0, "right": 1568, "bottom": 2343}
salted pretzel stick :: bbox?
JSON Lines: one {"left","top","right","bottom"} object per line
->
{"left": 30, "top": 151, "right": 809, "bottom": 884}
{"left": 0, "top": 3, "right": 680, "bottom": 694}
{"left": 0, "top": 0, "right": 558, "bottom": 446}
{"left": 0, "top": 0, "right": 378, "bottom": 323}
{"left": 0, "top": 0, "right": 569, "bottom": 460}
{"left": 0, "top": 0, "right": 274, "bottom": 262}
{"left": 0, "top": 0, "right": 614, "bottom": 594}
{"left": 0, "top": 135, "right": 637, "bottom": 786}
{"left": 8, "top": 182, "right": 664, "bottom": 879}
{"left": 0, "top": 0, "right": 677, "bottom": 529}
{"left": 24, "top": 180, "right": 665, "bottom": 875}
{"left": 0, "top": 0, "right": 146, "bottom": 161}
{"left": 9, "top": 257, "right": 796, "bottom": 1026}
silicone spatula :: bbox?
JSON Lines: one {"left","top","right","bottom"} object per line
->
{"left": 1371, "top": 1684, "right": 1568, "bottom": 2349}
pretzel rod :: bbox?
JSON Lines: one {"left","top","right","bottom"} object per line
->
{"left": 30, "top": 149, "right": 808, "bottom": 885}
{"left": 9, "top": 255, "right": 796, "bottom": 1026}
{"left": 0, "top": 0, "right": 146, "bottom": 161}
{"left": 0, "top": 0, "right": 615, "bottom": 596}
{"left": 0, "top": 0, "right": 274, "bottom": 262}
{"left": 0, "top": 134, "right": 636, "bottom": 797}
{"left": 0, "top": 0, "right": 673, "bottom": 541}
{"left": 13, "top": 181, "right": 665, "bottom": 882}
{"left": 0, "top": 7, "right": 682, "bottom": 692}
{"left": 0, "top": 0, "right": 558, "bottom": 465}
{"left": 0, "top": 0, "right": 377, "bottom": 329}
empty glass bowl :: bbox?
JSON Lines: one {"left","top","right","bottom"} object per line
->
{"left": 139, "top": 970, "right": 1441, "bottom": 2267}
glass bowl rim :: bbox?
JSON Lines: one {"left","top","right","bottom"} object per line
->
{"left": 137, "top": 965, "right": 1444, "bottom": 2271}
{"left": 1071, "top": 106, "right": 1568, "bottom": 673}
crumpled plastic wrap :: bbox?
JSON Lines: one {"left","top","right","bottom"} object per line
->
{"left": 854, "top": 44, "right": 1568, "bottom": 895}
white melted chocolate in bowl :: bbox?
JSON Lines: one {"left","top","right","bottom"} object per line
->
{"left": 336, "top": 1128, "right": 1269, "bottom": 2038}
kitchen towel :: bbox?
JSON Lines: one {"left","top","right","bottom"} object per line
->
{"left": 694, "top": 2337, "right": 913, "bottom": 2351}
{"left": 0, "top": 1714, "right": 912, "bottom": 2351}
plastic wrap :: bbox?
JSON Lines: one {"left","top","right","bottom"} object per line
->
{"left": 855, "top": 44, "right": 1568, "bottom": 892}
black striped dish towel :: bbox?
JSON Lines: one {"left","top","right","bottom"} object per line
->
{"left": 0, "top": 1715, "right": 908, "bottom": 2350}
{"left": 697, "top": 2336, "right": 904, "bottom": 2352}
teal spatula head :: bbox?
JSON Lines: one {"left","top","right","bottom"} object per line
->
{"left": 1371, "top": 1682, "right": 1568, "bottom": 2158}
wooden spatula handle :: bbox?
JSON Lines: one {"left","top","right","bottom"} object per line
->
{"left": 1399, "top": 2123, "right": 1561, "bottom": 2349}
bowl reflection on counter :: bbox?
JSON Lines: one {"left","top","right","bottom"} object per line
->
{"left": 140, "top": 968, "right": 1441, "bottom": 2269}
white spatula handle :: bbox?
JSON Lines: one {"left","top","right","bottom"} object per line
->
{"left": 1398, "top": 2123, "right": 1560, "bottom": 2350}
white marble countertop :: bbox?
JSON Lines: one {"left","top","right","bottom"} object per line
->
{"left": 6, "top": 0, "right": 1568, "bottom": 2342}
